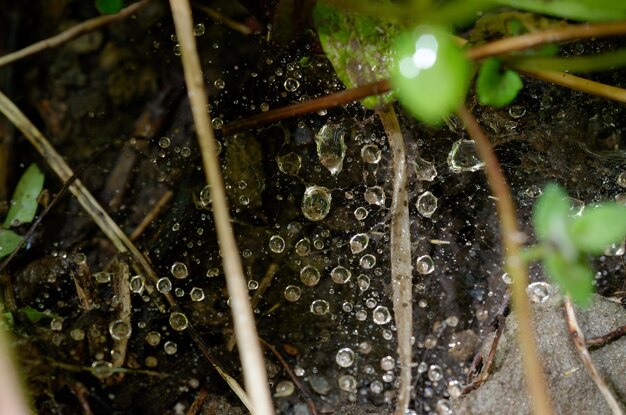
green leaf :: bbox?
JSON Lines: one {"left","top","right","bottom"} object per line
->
{"left": 532, "top": 183, "right": 570, "bottom": 241}
{"left": 391, "top": 25, "right": 472, "bottom": 125}
{"left": 95, "top": 0, "right": 124, "bottom": 15}
{"left": 0, "top": 229, "right": 23, "bottom": 259}
{"left": 19, "top": 306, "right": 58, "bottom": 323}
{"left": 491, "top": 0, "right": 626, "bottom": 22}
{"left": 477, "top": 58, "right": 523, "bottom": 108}
{"left": 313, "top": 2, "right": 399, "bottom": 109}
{"left": 543, "top": 252, "right": 593, "bottom": 306}
{"left": 4, "top": 163, "right": 44, "bottom": 228}
{"left": 569, "top": 203, "right": 626, "bottom": 254}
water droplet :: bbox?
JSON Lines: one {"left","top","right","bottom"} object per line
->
{"left": 372, "top": 305, "right": 391, "bottom": 325}
{"left": 370, "top": 380, "right": 384, "bottom": 394}
{"left": 164, "top": 340, "right": 178, "bottom": 355}
{"left": 335, "top": 347, "right": 355, "bottom": 367}
{"left": 416, "top": 191, "right": 438, "bottom": 217}
{"left": 447, "top": 380, "right": 462, "bottom": 399}
{"left": 158, "top": 136, "right": 171, "bottom": 148}
{"left": 361, "top": 144, "right": 382, "bottom": 164}
{"left": 276, "top": 152, "right": 301, "bottom": 176}
{"left": 248, "top": 280, "right": 259, "bottom": 290}
{"left": 301, "top": 186, "right": 332, "bottom": 221}
{"left": 214, "top": 79, "right": 225, "bottom": 89}
{"left": 199, "top": 185, "right": 212, "bottom": 207}
{"left": 283, "top": 77, "right": 300, "bottom": 92}
{"left": 338, "top": 375, "right": 357, "bottom": 392}
{"left": 91, "top": 361, "right": 114, "bottom": 378}
{"left": 94, "top": 272, "right": 112, "bottom": 284}
{"left": 604, "top": 241, "right": 625, "bottom": 256}
{"left": 527, "top": 281, "right": 552, "bottom": 303}
{"left": 360, "top": 254, "right": 376, "bottom": 269}
{"left": 350, "top": 233, "right": 369, "bottom": 254}
{"left": 447, "top": 139, "right": 484, "bottom": 173}
{"left": 300, "top": 265, "right": 321, "bottom": 286}
{"left": 310, "top": 299, "right": 330, "bottom": 315}
{"left": 260, "top": 102, "right": 269, "bottom": 112}
{"left": 284, "top": 285, "right": 302, "bottom": 302}
{"left": 364, "top": 186, "right": 386, "bottom": 206}
{"left": 109, "top": 320, "right": 132, "bottom": 340}
{"left": 412, "top": 157, "right": 437, "bottom": 181}
{"left": 193, "top": 23, "right": 205, "bottom": 36}
{"left": 617, "top": 172, "right": 626, "bottom": 188}
{"left": 269, "top": 235, "right": 286, "bottom": 253}
{"left": 169, "top": 312, "right": 189, "bottom": 331}
{"left": 173, "top": 44, "right": 181, "bottom": 56}
{"left": 354, "top": 206, "right": 369, "bottom": 220}
{"left": 274, "top": 380, "right": 295, "bottom": 397}
{"left": 295, "top": 238, "right": 311, "bottom": 256}
{"left": 569, "top": 198, "right": 585, "bottom": 217}
{"left": 212, "top": 117, "right": 224, "bottom": 129}
{"left": 380, "top": 356, "right": 395, "bottom": 371}
{"left": 156, "top": 277, "right": 172, "bottom": 293}
{"left": 70, "top": 328, "right": 85, "bottom": 341}
{"left": 428, "top": 364, "right": 443, "bottom": 382}
{"left": 129, "top": 275, "right": 144, "bottom": 293}
{"left": 331, "top": 266, "right": 351, "bottom": 284}
{"left": 315, "top": 124, "right": 347, "bottom": 175}
{"left": 145, "top": 331, "right": 161, "bottom": 346}
{"left": 357, "top": 274, "right": 370, "bottom": 291}
{"left": 501, "top": 272, "right": 512, "bottom": 285}
{"left": 170, "top": 261, "right": 188, "bottom": 279}
{"left": 313, "top": 239, "right": 324, "bottom": 250}
{"left": 416, "top": 255, "right": 435, "bottom": 274}
{"left": 190, "top": 287, "right": 205, "bottom": 301}
{"left": 524, "top": 185, "right": 543, "bottom": 198}
{"left": 50, "top": 318, "right": 63, "bottom": 331}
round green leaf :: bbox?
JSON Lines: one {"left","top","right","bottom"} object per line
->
{"left": 477, "top": 57, "right": 523, "bottom": 108}
{"left": 391, "top": 25, "right": 471, "bottom": 125}
{"left": 569, "top": 203, "right": 626, "bottom": 254}
{"left": 543, "top": 252, "right": 593, "bottom": 306}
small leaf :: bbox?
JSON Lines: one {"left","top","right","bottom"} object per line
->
{"left": 543, "top": 252, "right": 593, "bottom": 306}
{"left": 477, "top": 58, "right": 523, "bottom": 108}
{"left": 19, "top": 306, "right": 57, "bottom": 323}
{"left": 391, "top": 25, "right": 472, "bottom": 125}
{"left": 533, "top": 183, "right": 570, "bottom": 241}
{"left": 95, "top": 0, "right": 124, "bottom": 15}
{"left": 569, "top": 203, "right": 626, "bottom": 254}
{"left": 4, "top": 163, "right": 44, "bottom": 228}
{"left": 0, "top": 229, "right": 23, "bottom": 259}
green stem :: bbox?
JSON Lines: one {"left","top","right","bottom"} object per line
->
{"left": 509, "top": 49, "right": 626, "bottom": 74}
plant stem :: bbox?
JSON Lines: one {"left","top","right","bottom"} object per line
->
{"left": 376, "top": 106, "right": 413, "bottom": 415}
{"left": 456, "top": 104, "right": 554, "bottom": 415}
{"left": 168, "top": 1, "right": 274, "bottom": 414}
{"left": 509, "top": 49, "right": 626, "bottom": 74}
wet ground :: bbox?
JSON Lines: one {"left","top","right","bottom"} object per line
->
{"left": 1, "top": 1, "right": 626, "bottom": 414}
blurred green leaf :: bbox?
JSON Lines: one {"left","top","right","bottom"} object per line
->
{"left": 569, "top": 203, "right": 626, "bottom": 254}
{"left": 543, "top": 252, "right": 593, "bottom": 306}
{"left": 4, "top": 163, "right": 44, "bottom": 228}
{"left": 95, "top": 0, "right": 124, "bottom": 15}
{"left": 0, "top": 229, "right": 23, "bottom": 260}
{"left": 391, "top": 25, "right": 471, "bottom": 125}
{"left": 477, "top": 58, "right": 523, "bottom": 108}
{"left": 532, "top": 183, "right": 570, "bottom": 241}
{"left": 491, "top": 0, "right": 626, "bottom": 22}
{"left": 313, "top": 2, "right": 399, "bottom": 109}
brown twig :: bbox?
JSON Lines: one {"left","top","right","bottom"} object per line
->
{"left": 110, "top": 258, "right": 132, "bottom": 371}
{"left": 129, "top": 190, "right": 174, "bottom": 241}
{"left": 564, "top": 296, "right": 624, "bottom": 415}
{"left": 259, "top": 338, "right": 319, "bottom": 415}
{"left": 467, "top": 21, "right": 626, "bottom": 61}
{"left": 168, "top": 0, "right": 274, "bottom": 413}
{"left": 67, "top": 380, "right": 94, "bottom": 415}
{"left": 0, "top": 0, "right": 151, "bottom": 67}
{"left": 587, "top": 324, "right": 626, "bottom": 348}
{"left": 186, "top": 386, "right": 209, "bottom": 415}
{"left": 463, "top": 316, "right": 506, "bottom": 393}
{"left": 222, "top": 80, "right": 391, "bottom": 136}
{"left": 192, "top": 3, "right": 255, "bottom": 35}
{"left": 456, "top": 104, "right": 554, "bottom": 415}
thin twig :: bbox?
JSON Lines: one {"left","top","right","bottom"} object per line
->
{"left": 564, "top": 296, "right": 624, "bottom": 415}
{"left": 168, "top": 1, "right": 274, "bottom": 414}
{"left": 129, "top": 190, "right": 174, "bottom": 241}
{"left": 463, "top": 316, "right": 506, "bottom": 393}
{"left": 456, "top": 104, "right": 554, "bottom": 415}
{"left": 192, "top": 3, "right": 255, "bottom": 35}
{"left": 467, "top": 21, "right": 626, "bottom": 61}
{"left": 222, "top": 80, "right": 391, "bottom": 136}
{"left": 186, "top": 386, "right": 209, "bottom": 415}
{"left": 0, "top": 0, "right": 151, "bottom": 68}
{"left": 587, "top": 324, "right": 626, "bottom": 348}
{"left": 259, "top": 338, "right": 319, "bottom": 415}
{"left": 111, "top": 258, "right": 132, "bottom": 371}
{"left": 376, "top": 106, "right": 412, "bottom": 415}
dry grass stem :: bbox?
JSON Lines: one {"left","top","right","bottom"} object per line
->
{"left": 564, "top": 297, "right": 624, "bottom": 415}
{"left": 376, "top": 106, "right": 413, "bottom": 415}
{"left": 192, "top": 3, "right": 255, "bottom": 35}
{"left": 129, "top": 190, "right": 174, "bottom": 241}
{"left": 0, "top": 325, "right": 31, "bottom": 415}
{"left": 168, "top": 1, "right": 274, "bottom": 414}
{"left": 0, "top": 0, "right": 150, "bottom": 68}
{"left": 587, "top": 324, "right": 626, "bottom": 347}
{"left": 456, "top": 104, "right": 554, "bottom": 415}
{"left": 111, "top": 259, "right": 132, "bottom": 370}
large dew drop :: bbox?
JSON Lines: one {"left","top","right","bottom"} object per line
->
{"left": 315, "top": 123, "right": 347, "bottom": 175}
{"left": 301, "top": 186, "right": 332, "bottom": 221}
{"left": 364, "top": 186, "right": 386, "bottom": 206}
{"left": 416, "top": 191, "right": 438, "bottom": 217}
{"left": 331, "top": 265, "right": 351, "bottom": 284}
{"left": 300, "top": 265, "right": 321, "bottom": 287}
{"left": 349, "top": 233, "right": 369, "bottom": 254}
{"left": 412, "top": 157, "right": 437, "bottom": 181}
{"left": 447, "top": 139, "right": 484, "bottom": 173}
{"left": 335, "top": 347, "right": 356, "bottom": 368}
{"left": 276, "top": 152, "right": 302, "bottom": 176}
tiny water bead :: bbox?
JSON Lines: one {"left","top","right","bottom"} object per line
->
{"left": 350, "top": 233, "right": 369, "bottom": 254}
{"left": 214, "top": 79, "right": 225, "bottom": 89}
{"left": 164, "top": 340, "right": 178, "bottom": 355}
{"left": 284, "top": 285, "right": 302, "bottom": 302}
{"left": 381, "top": 356, "right": 395, "bottom": 371}
{"left": 274, "top": 380, "right": 295, "bottom": 397}
{"left": 331, "top": 265, "right": 352, "bottom": 284}
{"left": 335, "top": 347, "right": 356, "bottom": 368}
{"left": 91, "top": 361, "right": 114, "bottom": 378}
{"left": 190, "top": 287, "right": 205, "bottom": 301}
{"left": 357, "top": 274, "right": 371, "bottom": 291}
{"left": 156, "top": 277, "right": 172, "bottom": 293}
{"left": 359, "top": 254, "right": 376, "bottom": 269}
{"left": 428, "top": 364, "right": 443, "bottom": 382}
{"left": 248, "top": 280, "right": 259, "bottom": 290}
{"left": 108, "top": 320, "right": 132, "bottom": 340}
{"left": 295, "top": 238, "right": 311, "bottom": 256}
{"left": 447, "top": 139, "right": 484, "bottom": 173}
{"left": 301, "top": 185, "right": 332, "bottom": 221}
{"left": 315, "top": 123, "right": 347, "bottom": 175}
{"left": 268, "top": 235, "right": 286, "bottom": 253}
{"left": 416, "top": 191, "right": 438, "bottom": 217}
{"left": 618, "top": 171, "right": 626, "bottom": 188}
{"left": 412, "top": 157, "right": 437, "bottom": 181}
{"left": 354, "top": 206, "right": 369, "bottom": 220}
{"left": 361, "top": 144, "right": 382, "bottom": 164}
{"left": 199, "top": 185, "right": 212, "bottom": 207}
{"left": 158, "top": 136, "right": 171, "bottom": 149}
{"left": 276, "top": 152, "right": 302, "bottom": 176}
{"left": 170, "top": 261, "right": 188, "bottom": 279}
{"left": 145, "top": 331, "right": 161, "bottom": 346}
{"left": 338, "top": 375, "right": 357, "bottom": 392}
{"left": 416, "top": 255, "right": 435, "bottom": 275}
{"left": 129, "top": 275, "right": 145, "bottom": 293}
{"left": 501, "top": 272, "right": 513, "bottom": 285}
{"left": 283, "top": 77, "right": 300, "bottom": 92}
{"left": 372, "top": 305, "right": 391, "bottom": 325}
{"left": 364, "top": 186, "right": 386, "bottom": 206}
{"left": 193, "top": 23, "right": 205, "bottom": 36}
{"left": 310, "top": 299, "right": 330, "bottom": 315}
{"left": 300, "top": 265, "right": 321, "bottom": 287}
{"left": 527, "top": 281, "right": 552, "bottom": 303}
{"left": 169, "top": 312, "right": 189, "bottom": 331}
{"left": 211, "top": 117, "right": 224, "bottom": 129}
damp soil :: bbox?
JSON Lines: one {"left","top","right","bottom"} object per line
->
{"left": 1, "top": 2, "right": 626, "bottom": 415}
